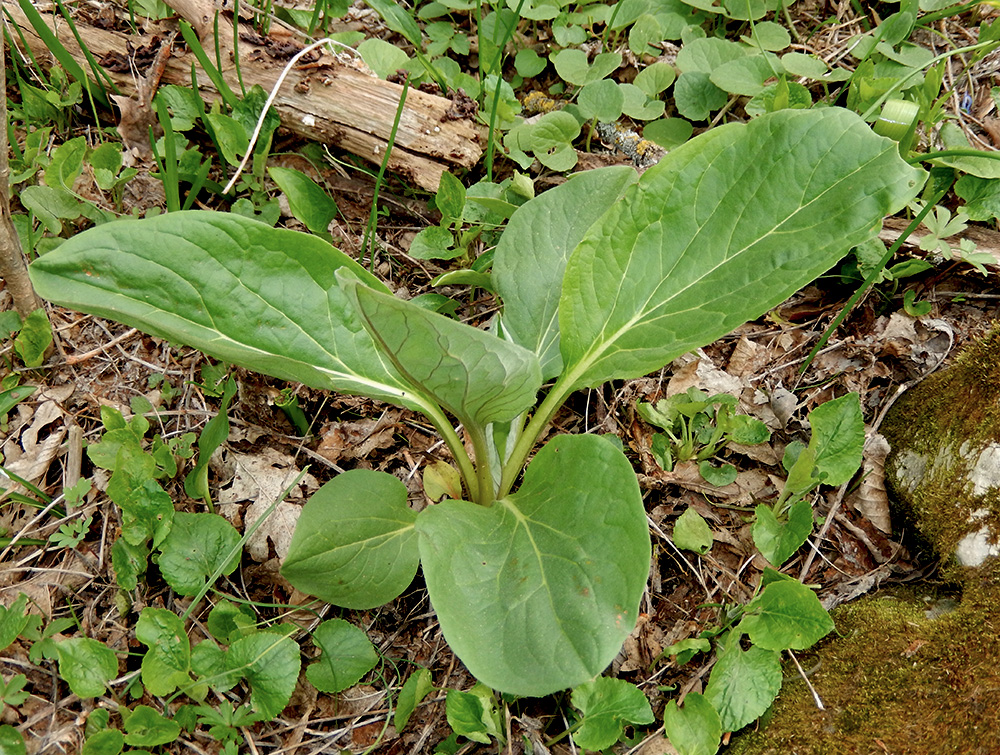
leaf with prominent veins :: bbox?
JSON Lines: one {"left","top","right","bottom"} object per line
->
{"left": 29, "top": 211, "right": 429, "bottom": 410}
{"left": 559, "top": 108, "right": 925, "bottom": 390}
{"left": 347, "top": 277, "right": 543, "bottom": 428}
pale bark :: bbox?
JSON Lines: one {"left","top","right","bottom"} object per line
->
{"left": 0, "top": 35, "right": 42, "bottom": 319}
{"left": 4, "top": 0, "right": 484, "bottom": 191}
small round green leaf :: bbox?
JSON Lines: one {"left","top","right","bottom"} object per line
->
{"left": 156, "top": 512, "right": 241, "bottom": 597}
{"left": 744, "top": 21, "right": 791, "bottom": 51}
{"left": 226, "top": 632, "right": 301, "bottom": 719}
{"left": 515, "top": 49, "right": 546, "bottom": 78}
{"left": 578, "top": 80, "right": 625, "bottom": 122}
{"left": 752, "top": 499, "right": 813, "bottom": 566}
{"left": 136, "top": 607, "right": 191, "bottom": 696}
{"left": 673, "top": 72, "right": 728, "bottom": 121}
{"left": 357, "top": 38, "right": 410, "bottom": 79}
{"left": 416, "top": 434, "right": 651, "bottom": 696}
{"left": 571, "top": 678, "right": 654, "bottom": 751}
{"left": 643, "top": 117, "right": 693, "bottom": 148}
{"left": 408, "top": 226, "right": 458, "bottom": 260}
{"left": 282, "top": 469, "right": 419, "bottom": 609}
{"left": 662, "top": 692, "right": 721, "bottom": 755}
{"left": 55, "top": 637, "right": 118, "bottom": 698}
{"left": 207, "top": 599, "right": 257, "bottom": 644}
{"left": 306, "top": 619, "right": 379, "bottom": 694}
{"left": 673, "top": 507, "right": 714, "bottom": 554}
{"left": 703, "top": 641, "right": 781, "bottom": 732}
{"left": 710, "top": 55, "right": 782, "bottom": 97}
{"left": 123, "top": 706, "right": 181, "bottom": 747}
{"left": 268, "top": 166, "right": 338, "bottom": 236}
{"left": 738, "top": 578, "right": 835, "bottom": 651}
{"left": 634, "top": 63, "right": 676, "bottom": 96}
{"left": 0, "top": 725, "right": 26, "bottom": 755}
{"left": 81, "top": 728, "right": 123, "bottom": 755}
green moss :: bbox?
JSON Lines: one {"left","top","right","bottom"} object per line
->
{"left": 881, "top": 322, "right": 1000, "bottom": 559}
{"left": 727, "top": 572, "right": 1000, "bottom": 755}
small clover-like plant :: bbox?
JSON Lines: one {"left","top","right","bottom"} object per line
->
{"left": 638, "top": 387, "right": 771, "bottom": 486}
{"left": 31, "top": 107, "right": 924, "bottom": 697}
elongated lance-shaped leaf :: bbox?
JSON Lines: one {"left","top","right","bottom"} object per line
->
{"left": 559, "top": 107, "right": 926, "bottom": 390}
{"left": 346, "top": 276, "right": 543, "bottom": 428}
{"left": 28, "top": 212, "right": 429, "bottom": 410}
{"left": 493, "top": 166, "right": 637, "bottom": 379}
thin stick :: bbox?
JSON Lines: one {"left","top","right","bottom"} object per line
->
{"left": 788, "top": 649, "right": 824, "bottom": 710}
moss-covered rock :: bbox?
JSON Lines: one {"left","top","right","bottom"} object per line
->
{"left": 728, "top": 567, "right": 1000, "bottom": 755}
{"left": 881, "top": 323, "right": 1000, "bottom": 565}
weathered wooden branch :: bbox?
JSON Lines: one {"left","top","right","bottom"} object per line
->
{"left": 4, "top": 0, "right": 484, "bottom": 191}
{"left": 0, "top": 33, "right": 42, "bottom": 318}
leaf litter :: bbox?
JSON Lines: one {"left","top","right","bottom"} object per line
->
{"left": 6, "top": 2, "right": 1000, "bottom": 753}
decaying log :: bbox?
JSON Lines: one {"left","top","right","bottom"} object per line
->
{"left": 3, "top": 0, "right": 484, "bottom": 190}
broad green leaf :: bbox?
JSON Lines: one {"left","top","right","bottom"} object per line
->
{"left": 0, "top": 726, "right": 25, "bottom": 755}
{"left": 203, "top": 113, "right": 248, "bottom": 167}
{"left": 726, "top": 414, "right": 770, "bottom": 444}
{"left": 156, "top": 512, "right": 241, "bottom": 596}
{"left": 408, "top": 226, "right": 458, "bottom": 260}
{"left": 357, "top": 38, "right": 411, "bottom": 80}
{"left": 395, "top": 668, "right": 434, "bottom": 731}
{"left": 81, "top": 728, "right": 124, "bottom": 755}
{"left": 807, "top": 393, "right": 864, "bottom": 485}
{"left": 268, "top": 166, "right": 338, "bottom": 236}
{"left": 29, "top": 211, "right": 427, "bottom": 411}
{"left": 752, "top": 499, "right": 813, "bottom": 566}
{"left": 515, "top": 49, "right": 546, "bottom": 78}
{"left": 435, "top": 171, "right": 466, "bottom": 223}
{"left": 207, "top": 599, "right": 257, "bottom": 644}
{"left": 445, "top": 690, "right": 491, "bottom": 744}
{"left": 673, "top": 507, "right": 713, "bottom": 554}
{"left": 46, "top": 136, "right": 86, "bottom": 191}
{"left": 0, "top": 594, "right": 29, "bottom": 652}
{"left": 111, "top": 538, "right": 148, "bottom": 591}
{"left": 123, "top": 706, "right": 180, "bottom": 747}
{"left": 571, "top": 677, "right": 655, "bottom": 751}
{"left": 136, "top": 608, "right": 191, "bottom": 696}
{"left": 703, "top": 639, "right": 781, "bottom": 732}
{"left": 738, "top": 578, "right": 834, "bottom": 651}
{"left": 13, "top": 308, "right": 52, "bottom": 368}
{"left": 225, "top": 632, "right": 301, "bottom": 719}
{"left": 662, "top": 693, "right": 722, "bottom": 755}
{"left": 578, "top": 80, "right": 625, "bottom": 121}
{"left": 559, "top": 108, "right": 925, "bottom": 391}
{"left": 955, "top": 174, "right": 1000, "bottom": 222}
{"left": 673, "top": 71, "right": 728, "bottom": 120}
{"left": 348, "top": 281, "right": 542, "bottom": 427}
{"left": 416, "top": 434, "right": 650, "bottom": 696}
{"left": 282, "top": 469, "right": 419, "bottom": 609}
{"left": 494, "top": 166, "right": 637, "bottom": 379}
{"left": 780, "top": 51, "right": 829, "bottom": 79}
{"left": 634, "top": 62, "right": 677, "bottom": 96}
{"left": 306, "top": 618, "right": 379, "bottom": 694}
{"left": 711, "top": 55, "right": 782, "bottom": 96}
{"left": 699, "top": 460, "right": 737, "bottom": 487}
{"left": 55, "top": 637, "right": 118, "bottom": 698}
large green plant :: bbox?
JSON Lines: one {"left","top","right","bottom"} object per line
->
{"left": 29, "top": 108, "right": 923, "bottom": 697}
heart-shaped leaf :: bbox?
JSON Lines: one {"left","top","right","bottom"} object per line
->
{"left": 559, "top": 108, "right": 925, "bottom": 391}
{"left": 282, "top": 469, "right": 419, "bottom": 609}
{"left": 415, "top": 434, "right": 650, "bottom": 696}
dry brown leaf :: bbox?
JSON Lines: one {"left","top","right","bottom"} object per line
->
{"left": 217, "top": 448, "right": 317, "bottom": 561}
{"left": 316, "top": 411, "right": 400, "bottom": 464}
{"left": 847, "top": 433, "right": 893, "bottom": 533}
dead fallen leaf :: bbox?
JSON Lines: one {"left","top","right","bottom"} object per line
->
{"left": 847, "top": 433, "right": 893, "bottom": 534}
